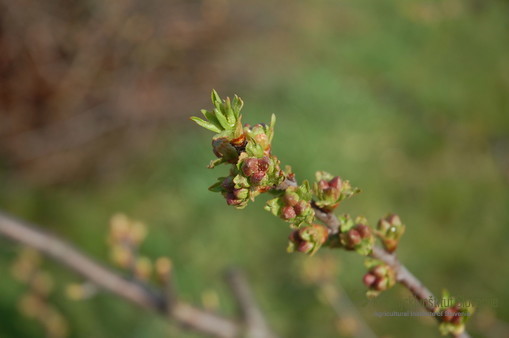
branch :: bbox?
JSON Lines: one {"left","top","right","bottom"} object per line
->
{"left": 225, "top": 268, "right": 278, "bottom": 338}
{"left": 0, "top": 211, "right": 240, "bottom": 338}
{"left": 313, "top": 208, "right": 471, "bottom": 338}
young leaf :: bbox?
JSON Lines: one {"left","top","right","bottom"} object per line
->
{"left": 190, "top": 117, "right": 222, "bottom": 133}
{"left": 213, "top": 108, "right": 230, "bottom": 129}
{"left": 201, "top": 109, "right": 222, "bottom": 131}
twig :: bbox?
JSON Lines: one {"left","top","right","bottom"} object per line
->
{"left": 0, "top": 211, "right": 239, "bottom": 338}
{"left": 225, "top": 268, "right": 278, "bottom": 338}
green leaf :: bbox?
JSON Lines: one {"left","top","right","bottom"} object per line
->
{"left": 201, "top": 109, "right": 222, "bottom": 130}
{"left": 268, "top": 114, "right": 276, "bottom": 143}
{"left": 190, "top": 117, "right": 222, "bottom": 133}
{"left": 224, "top": 97, "right": 236, "bottom": 125}
{"left": 209, "top": 178, "right": 224, "bottom": 192}
{"left": 233, "top": 174, "right": 250, "bottom": 189}
{"left": 246, "top": 140, "right": 264, "bottom": 157}
{"left": 265, "top": 197, "right": 282, "bottom": 217}
{"left": 208, "top": 158, "right": 225, "bottom": 168}
{"left": 211, "top": 89, "right": 222, "bottom": 107}
{"left": 232, "top": 95, "right": 243, "bottom": 118}
{"left": 214, "top": 108, "right": 230, "bottom": 129}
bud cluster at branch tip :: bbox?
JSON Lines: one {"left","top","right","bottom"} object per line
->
{"left": 193, "top": 90, "right": 284, "bottom": 209}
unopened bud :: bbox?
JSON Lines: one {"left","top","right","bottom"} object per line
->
{"left": 288, "top": 225, "right": 329, "bottom": 255}
{"left": 155, "top": 257, "right": 172, "bottom": 282}
{"left": 283, "top": 192, "right": 299, "bottom": 206}
{"left": 355, "top": 224, "right": 371, "bottom": 239}
{"left": 364, "top": 264, "right": 395, "bottom": 295}
{"left": 130, "top": 221, "right": 147, "bottom": 245}
{"left": 363, "top": 273, "right": 376, "bottom": 287}
{"left": 376, "top": 214, "right": 405, "bottom": 253}
{"left": 135, "top": 257, "right": 153, "bottom": 281}
{"left": 282, "top": 206, "right": 297, "bottom": 220}
{"left": 110, "top": 213, "right": 130, "bottom": 241}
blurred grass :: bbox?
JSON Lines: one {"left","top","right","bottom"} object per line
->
{"left": 1, "top": 0, "right": 509, "bottom": 337}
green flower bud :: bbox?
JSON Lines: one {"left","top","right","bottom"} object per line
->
{"left": 376, "top": 214, "right": 406, "bottom": 253}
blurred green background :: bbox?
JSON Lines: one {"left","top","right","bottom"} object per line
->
{"left": 1, "top": 0, "right": 508, "bottom": 337}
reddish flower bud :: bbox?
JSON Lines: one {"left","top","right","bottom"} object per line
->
{"left": 242, "top": 158, "right": 258, "bottom": 176}
{"left": 257, "top": 157, "right": 270, "bottom": 173}
{"left": 251, "top": 172, "right": 265, "bottom": 183}
{"left": 288, "top": 225, "right": 329, "bottom": 255}
{"left": 373, "top": 277, "right": 387, "bottom": 291}
{"left": 363, "top": 273, "right": 376, "bottom": 287}
{"left": 318, "top": 180, "right": 329, "bottom": 190}
{"left": 293, "top": 201, "right": 308, "bottom": 215}
{"left": 371, "top": 265, "right": 386, "bottom": 278}
{"left": 297, "top": 241, "right": 314, "bottom": 253}
{"left": 347, "top": 229, "right": 361, "bottom": 246}
{"left": 355, "top": 224, "right": 371, "bottom": 239}
{"left": 282, "top": 206, "right": 297, "bottom": 220}
{"left": 451, "top": 313, "right": 462, "bottom": 325}
{"left": 225, "top": 192, "right": 242, "bottom": 206}
{"left": 328, "top": 176, "right": 342, "bottom": 190}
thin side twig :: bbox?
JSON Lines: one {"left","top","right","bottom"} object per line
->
{"left": 225, "top": 268, "right": 278, "bottom": 338}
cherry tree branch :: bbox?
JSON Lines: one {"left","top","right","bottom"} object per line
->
{"left": 312, "top": 208, "right": 471, "bottom": 338}
{"left": 0, "top": 210, "right": 267, "bottom": 338}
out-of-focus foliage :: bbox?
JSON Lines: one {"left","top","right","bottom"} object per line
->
{"left": 1, "top": 0, "right": 508, "bottom": 337}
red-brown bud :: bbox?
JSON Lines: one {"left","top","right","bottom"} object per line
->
{"left": 355, "top": 224, "right": 371, "bottom": 239}
{"left": 347, "top": 229, "right": 361, "bottom": 246}
{"left": 297, "top": 241, "right": 314, "bottom": 253}
{"left": 363, "top": 273, "right": 376, "bottom": 287}
{"left": 328, "top": 176, "right": 342, "bottom": 190}
{"left": 293, "top": 201, "right": 307, "bottom": 215}
{"left": 282, "top": 206, "right": 297, "bottom": 220}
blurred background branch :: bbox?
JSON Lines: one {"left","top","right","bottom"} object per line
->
{"left": 0, "top": 210, "right": 281, "bottom": 338}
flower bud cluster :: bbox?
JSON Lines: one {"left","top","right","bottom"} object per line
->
{"left": 376, "top": 214, "right": 405, "bottom": 253}
{"left": 193, "top": 91, "right": 285, "bottom": 209}
{"left": 313, "top": 171, "right": 360, "bottom": 212}
{"left": 11, "top": 248, "right": 69, "bottom": 338}
{"left": 287, "top": 224, "right": 329, "bottom": 255}
{"left": 336, "top": 215, "right": 374, "bottom": 256}
{"left": 362, "top": 263, "right": 396, "bottom": 297}
{"left": 108, "top": 214, "right": 172, "bottom": 283}
{"left": 265, "top": 183, "right": 315, "bottom": 227}
{"left": 436, "top": 291, "right": 474, "bottom": 336}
